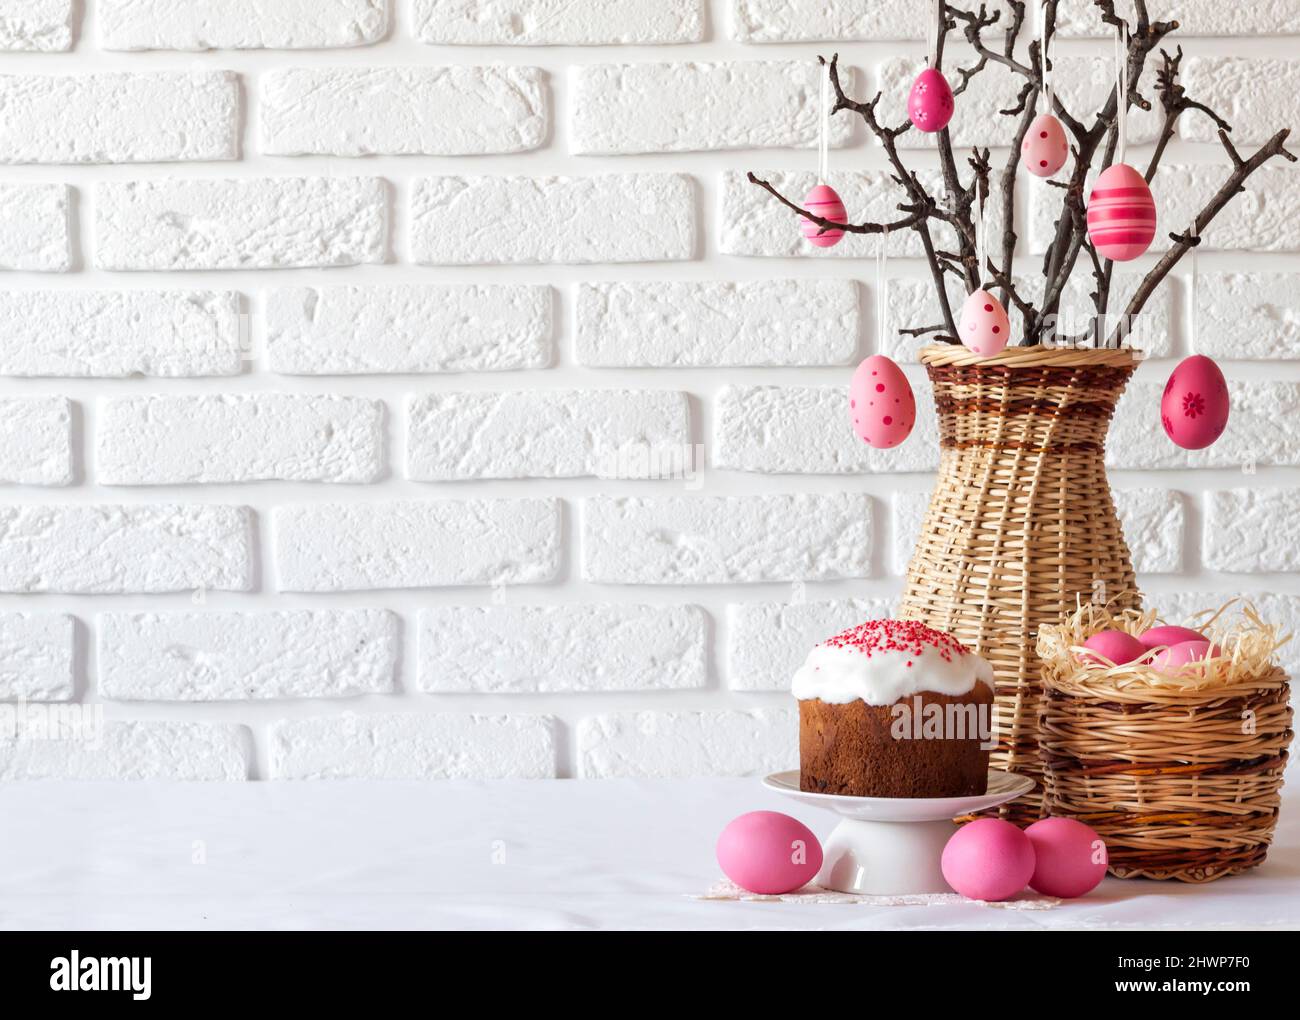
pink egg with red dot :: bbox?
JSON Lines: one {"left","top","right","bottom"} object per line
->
{"left": 959, "top": 288, "right": 1010, "bottom": 355}
{"left": 1137, "top": 624, "right": 1207, "bottom": 651}
{"left": 1150, "top": 639, "right": 1221, "bottom": 673}
{"left": 716, "top": 811, "right": 822, "bottom": 895}
{"left": 1026, "top": 818, "right": 1107, "bottom": 898}
{"left": 941, "top": 818, "right": 1036, "bottom": 901}
{"left": 1079, "top": 629, "right": 1147, "bottom": 666}
{"left": 1022, "top": 112, "right": 1069, "bottom": 177}
{"left": 849, "top": 354, "right": 915, "bottom": 449}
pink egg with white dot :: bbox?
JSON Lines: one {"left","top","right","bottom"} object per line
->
{"left": 959, "top": 288, "right": 1010, "bottom": 355}
{"left": 850, "top": 355, "right": 915, "bottom": 449}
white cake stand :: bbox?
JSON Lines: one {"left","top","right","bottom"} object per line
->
{"left": 763, "top": 769, "right": 1036, "bottom": 895}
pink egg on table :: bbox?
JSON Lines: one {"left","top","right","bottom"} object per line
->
{"left": 908, "top": 67, "right": 954, "bottom": 133}
{"left": 1026, "top": 818, "right": 1108, "bottom": 898}
{"left": 941, "top": 818, "right": 1036, "bottom": 902}
{"left": 1079, "top": 629, "right": 1148, "bottom": 666}
{"left": 849, "top": 354, "right": 915, "bottom": 449}
{"left": 1138, "top": 624, "right": 1207, "bottom": 651}
{"left": 1161, "top": 354, "right": 1229, "bottom": 450}
{"left": 716, "top": 811, "right": 822, "bottom": 895}
{"left": 1086, "top": 162, "right": 1156, "bottom": 261}
{"left": 1150, "top": 639, "right": 1221, "bottom": 673}
{"left": 800, "top": 184, "right": 847, "bottom": 248}
{"left": 1022, "top": 112, "right": 1069, "bottom": 177}
{"left": 958, "top": 288, "right": 1010, "bottom": 355}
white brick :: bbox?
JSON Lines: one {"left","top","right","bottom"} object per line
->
{"left": 0, "top": 290, "right": 242, "bottom": 377}
{"left": 891, "top": 490, "right": 931, "bottom": 575}
{"left": 98, "top": 610, "right": 397, "bottom": 700}
{"left": 576, "top": 279, "right": 859, "bottom": 368}
{"left": 0, "top": 505, "right": 253, "bottom": 593}
{"left": 880, "top": 56, "right": 1159, "bottom": 149}
{"left": 270, "top": 713, "right": 556, "bottom": 779}
{"left": 406, "top": 389, "right": 689, "bottom": 480}
{"left": 881, "top": 278, "right": 964, "bottom": 361}
{"left": 266, "top": 285, "right": 551, "bottom": 375}
{"left": 0, "top": 613, "right": 73, "bottom": 700}
{"left": 0, "top": 72, "right": 237, "bottom": 164}
{"left": 731, "top": 0, "right": 934, "bottom": 41}
{"left": 0, "top": 397, "right": 71, "bottom": 485}
{"left": 98, "top": 394, "right": 384, "bottom": 485}
{"left": 274, "top": 498, "right": 559, "bottom": 591}
{"left": 1057, "top": 2, "right": 1300, "bottom": 36}
{"left": 1195, "top": 273, "right": 1300, "bottom": 360}
{"left": 572, "top": 61, "right": 853, "bottom": 155}
{"left": 414, "top": 0, "right": 703, "bottom": 45}
{"left": 1181, "top": 59, "right": 1296, "bottom": 145}
{"left": 1032, "top": 166, "right": 1300, "bottom": 254}
{"left": 578, "top": 709, "right": 796, "bottom": 778}
{"left": 1109, "top": 381, "right": 1300, "bottom": 470}
{"left": 95, "top": 177, "right": 387, "bottom": 271}
{"left": 0, "top": 183, "right": 69, "bottom": 272}
{"left": 99, "top": 0, "right": 388, "bottom": 50}
{"left": 418, "top": 604, "right": 706, "bottom": 693}
{"left": 412, "top": 174, "right": 694, "bottom": 265}
{"left": 262, "top": 66, "right": 546, "bottom": 156}
{"left": 583, "top": 494, "right": 872, "bottom": 584}
{"left": 0, "top": 720, "right": 249, "bottom": 780}
{"left": 727, "top": 598, "right": 894, "bottom": 691}
{"left": 1113, "top": 488, "right": 1185, "bottom": 575}
{"left": 0, "top": 0, "right": 72, "bottom": 50}
{"left": 721, "top": 169, "right": 952, "bottom": 259}
{"left": 1205, "top": 489, "right": 1300, "bottom": 573}
{"left": 715, "top": 384, "right": 939, "bottom": 474}
{"left": 1156, "top": 591, "right": 1300, "bottom": 676}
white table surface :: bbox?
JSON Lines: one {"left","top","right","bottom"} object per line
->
{"left": 2, "top": 777, "right": 1297, "bottom": 930}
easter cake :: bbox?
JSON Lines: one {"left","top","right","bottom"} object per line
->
{"left": 793, "top": 619, "right": 995, "bottom": 798}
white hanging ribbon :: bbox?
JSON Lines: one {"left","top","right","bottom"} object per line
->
{"left": 974, "top": 179, "right": 985, "bottom": 291}
{"left": 877, "top": 228, "right": 889, "bottom": 344}
{"left": 928, "top": 0, "right": 940, "bottom": 67}
{"left": 818, "top": 59, "right": 830, "bottom": 184}
{"left": 1187, "top": 230, "right": 1198, "bottom": 353}
{"left": 1114, "top": 22, "right": 1128, "bottom": 165}
{"left": 1039, "top": 0, "right": 1053, "bottom": 113}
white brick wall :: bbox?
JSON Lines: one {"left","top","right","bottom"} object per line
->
{"left": 3, "top": 1, "right": 1298, "bottom": 782}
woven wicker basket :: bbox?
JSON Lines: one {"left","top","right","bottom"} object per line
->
{"left": 898, "top": 344, "right": 1141, "bottom": 821}
{"left": 1038, "top": 603, "right": 1294, "bottom": 882}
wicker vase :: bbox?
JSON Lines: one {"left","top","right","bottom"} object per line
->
{"left": 898, "top": 344, "right": 1142, "bottom": 821}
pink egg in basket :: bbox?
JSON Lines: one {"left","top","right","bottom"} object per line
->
{"left": 800, "top": 183, "right": 847, "bottom": 248}
{"left": 908, "top": 66, "right": 954, "bottom": 133}
{"left": 849, "top": 354, "right": 915, "bottom": 448}
{"left": 1138, "top": 624, "right": 1207, "bottom": 651}
{"left": 1022, "top": 112, "right": 1069, "bottom": 177}
{"left": 716, "top": 811, "right": 822, "bottom": 895}
{"left": 941, "top": 818, "right": 1036, "bottom": 901}
{"left": 958, "top": 288, "right": 1010, "bottom": 355}
{"left": 1079, "top": 629, "right": 1147, "bottom": 666}
{"left": 1026, "top": 818, "right": 1107, "bottom": 898}
{"left": 1150, "top": 639, "right": 1222, "bottom": 673}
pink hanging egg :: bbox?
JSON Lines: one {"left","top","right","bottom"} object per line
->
{"left": 1138, "top": 624, "right": 1207, "bottom": 651}
{"left": 800, "top": 183, "right": 847, "bottom": 248}
{"left": 716, "top": 811, "right": 822, "bottom": 895}
{"left": 908, "top": 67, "right": 954, "bottom": 133}
{"left": 849, "top": 354, "right": 915, "bottom": 449}
{"left": 1026, "top": 818, "right": 1107, "bottom": 898}
{"left": 941, "top": 819, "right": 1036, "bottom": 902}
{"left": 1021, "top": 112, "right": 1069, "bottom": 177}
{"left": 1079, "top": 629, "right": 1147, "bottom": 667}
{"left": 1161, "top": 354, "right": 1229, "bottom": 450}
{"left": 958, "top": 289, "right": 1010, "bottom": 355}
{"left": 1086, "top": 162, "right": 1156, "bottom": 261}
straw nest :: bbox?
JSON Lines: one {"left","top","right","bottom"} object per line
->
{"left": 1036, "top": 597, "right": 1294, "bottom": 882}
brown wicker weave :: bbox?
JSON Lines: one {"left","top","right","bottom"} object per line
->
{"left": 898, "top": 344, "right": 1141, "bottom": 821}
{"left": 1038, "top": 603, "right": 1294, "bottom": 882}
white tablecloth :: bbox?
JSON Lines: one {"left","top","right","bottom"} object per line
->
{"left": 1, "top": 778, "right": 1297, "bottom": 930}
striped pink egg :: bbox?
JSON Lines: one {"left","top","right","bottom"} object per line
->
{"left": 1086, "top": 163, "right": 1156, "bottom": 261}
{"left": 800, "top": 184, "right": 847, "bottom": 247}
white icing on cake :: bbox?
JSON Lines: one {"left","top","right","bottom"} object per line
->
{"left": 791, "top": 619, "right": 993, "bottom": 707}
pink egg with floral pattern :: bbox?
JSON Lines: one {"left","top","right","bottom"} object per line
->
{"left": 908, "top": 67, "right": 954, "bottom": 133}
{"left": 959, "top": 289, "right": 1010, "bottom": 355}
{"left": 1161, "top": 355, "right": 1229, "bottom": 450}
{"left": 850, "top": 354, "right": 915, "bottom": 449}
{"left": 1022, "top": 112, "right": 1069, "bottom": 177}
{"left": 800, "top": 184, "right": 847, "bottom": 248}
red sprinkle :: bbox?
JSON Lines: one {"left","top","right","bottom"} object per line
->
{"left": 820, "top": 619, "right": 970, "bottom": 662}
